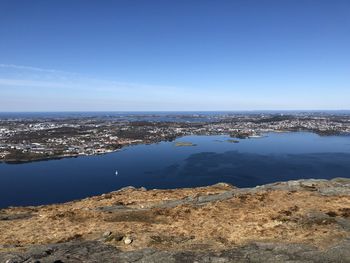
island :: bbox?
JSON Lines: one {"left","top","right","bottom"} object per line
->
{"left": 175, "top": 141, "right": 197, "bottom": 147}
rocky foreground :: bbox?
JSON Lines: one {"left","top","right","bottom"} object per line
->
{"left": 1, "top": 178, "right": 350, "bottom": 263}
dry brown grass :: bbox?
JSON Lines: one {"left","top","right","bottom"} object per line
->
{"left": 1, "top": 184, "right": 349, "bottom": 252}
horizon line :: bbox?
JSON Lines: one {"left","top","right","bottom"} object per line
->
{"left": 1, "top": 109, "right": 350, "bottom": 113}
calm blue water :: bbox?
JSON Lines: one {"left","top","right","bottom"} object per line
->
{"left": 1, "top": 132, "right": 350, "bottom": 208}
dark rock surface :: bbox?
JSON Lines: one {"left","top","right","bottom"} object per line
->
{"left": 96, "top": 178, "right": 350, "bottom": 213}
{"left": 0, "top": 212, "right": 33, "bottom": 221}
{"left": 253, "top": 178, "right": 350, "bottom": 196}
{"left": 1, "top": 239, "right": 350, "bottom": 263}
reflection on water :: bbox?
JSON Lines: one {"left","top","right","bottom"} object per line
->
{"left": 150, "top": 151, "right": 350, "bottom": 188}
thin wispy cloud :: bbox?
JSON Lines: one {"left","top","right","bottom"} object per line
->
{"left": 1, "top": 63, "right": 344, "bottom": 111}
{"left": 0, "top": 64, "right": 76, "bottom": 75}
{"left": 3, "top": 63, "right": 345, "bottom": 111}
{"left": 0, "top": 63, "right": 248, "bottom": 111}
{"left": 0, "top": 63, "right": 182, "bottom": 93}
{"left": 0, "top": 63, "right": 210, "bottom": 103}
{"left": 0, "top": 78, "right": 74, "bottom": 89}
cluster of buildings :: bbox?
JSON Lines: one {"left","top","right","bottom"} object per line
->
{"left": 0, "top": 113, "right": 349, "bottom": 162}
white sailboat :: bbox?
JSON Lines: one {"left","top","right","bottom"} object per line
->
{"left": 115, "top": 170, "right": 118, "bottom": 176}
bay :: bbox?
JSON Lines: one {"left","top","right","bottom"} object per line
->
{"left": 1, "top": 132, "right": 350, "bottom": 208}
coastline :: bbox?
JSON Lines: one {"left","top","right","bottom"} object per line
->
{"left": 1, "top": 129, "right": 349, "bottom": 164}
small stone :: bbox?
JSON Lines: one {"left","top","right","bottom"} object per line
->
{"left": 102, "top": 231, "right": 112, "bottom": 238}
{"left": 124, "top": 236, "right": 133, "bottom": 245}
{"left": 119, "top": 186, "right": 136, "bottom": 192}
{"left": 113, "top": 233, "right": 124, "bottom": 242}
{"left": 104, "top": 232, "right": 124, "bottom": 242}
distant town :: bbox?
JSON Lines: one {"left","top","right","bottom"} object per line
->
{"left": 1, "top": 112, "right": 349, "bottom": 163}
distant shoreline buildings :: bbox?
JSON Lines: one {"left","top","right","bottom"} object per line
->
{"left": 0, "top": 113, "right": 349, "bottom": 163}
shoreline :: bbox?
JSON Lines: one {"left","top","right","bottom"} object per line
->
{"left": 1, "top": 129, "right": 349, "bottom": 164}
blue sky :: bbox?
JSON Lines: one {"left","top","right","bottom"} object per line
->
{"left": 0, "top": 0, "right": 349, "bottom": 111}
